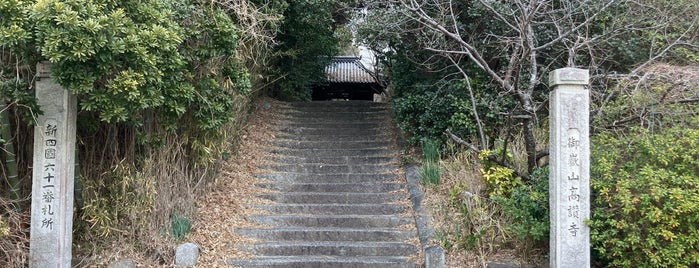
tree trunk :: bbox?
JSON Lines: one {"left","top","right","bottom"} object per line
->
{"left": 523, "top": 116, "right": 538, "bottom": 174}
{"left": 1, "top": 99, "right": 20, "bottom": 210}
{"left": 518, "top": 92, "right": 539, "bottom": 175}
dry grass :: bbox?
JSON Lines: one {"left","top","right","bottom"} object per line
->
{"left": 68, "top": 97, "right": 283, "bottom": 267}
{"left": 0, "top": 198, "right": 29, "bottom": 267}
{"left": 421, "top": 144, "right": 545, "bottom": 267}
{"left": 186, "top": 98, "right": 283, "bottom": 266}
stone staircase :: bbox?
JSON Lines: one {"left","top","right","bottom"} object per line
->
{"left": 227, "top": 101, "right": 420, "bottom": 268}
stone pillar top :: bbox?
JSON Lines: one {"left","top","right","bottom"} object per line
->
{"left": 549, "top": 68, "right": 589, "bottom": 87}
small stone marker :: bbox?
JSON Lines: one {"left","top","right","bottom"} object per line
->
{"left": 175, "top": 242, "right": 200, "bottom": 266}
{"left": 548, "top": 68, "right": 590, "bottom": 268}
{"left": 107, "top": 259, "right": 137, "bottom": 268}
{"left": 29, "top": 62, "right": 78, "bottom": 267}
{"left": 424, "top": 245, "right": 445, "bottom": 268}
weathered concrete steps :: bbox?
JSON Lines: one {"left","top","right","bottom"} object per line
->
{"left": 228, "top": 101, "right": 419, "bottom": 268}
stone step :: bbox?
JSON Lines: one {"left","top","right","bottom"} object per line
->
{"left": 280, "top": 102, "right": 388, "bottom": 110}
{"left": 279, "top": 112, "right": 391, "bottom": 121}
{"left": 258, "top": 164, "right": 396, "bottom": 174}
{"left": 251, "top": 204, "right": 410, "bottom": 215}
{"left": 254, "top": 173, "right": 399, "bottom": 183}
{"left": 227, "top": 256, "right": 416, "bottom": 268}
{"left": 288, "top": 101, "right": 391, "bottom": 111}
{"left": 255, "top": 192, "right": 404, "bottom": 204}
{"left": 269, "top": 148, "right": 395, "bottom": 158}
{"left": 277, "top": 127, "right": 387, "bottom": 136}
{"left": 235, "top": 228, "right": 417, "bottom": 242}
{"left": 255, "top": 182, "right": 404, "bottom": 193}
{"left": 276, "top": 120, "right": 386, "bottom": 125}
{"left": 269, "top": 140, "right": 393, "bottom": 150}
{"left": 276, "top": 115, "right": 389, "bottom": 124}
{"left": 265, "top": 155, "right": 396, "bottom": 165}
{"left": 274, "top": 133, "right": 394, "bottom": 142}
{"left": 247, "top": 215, "right": 412, "bottom": 228}
{"left": 278, "top": 122, "right": 386, "bottom": 129}
{"left": 288, "top": 101, "right": 389, "bottom": 108}
{"left": 282, "top": 110, "right": 389, "bottom": 116}
{"left": 277, "top": 112, "right": 391, "bottom": 124}
{"left": 240, "top": 241, "right": 417, "bottom": 257}
{"left": 228, "top": 101, "right": 417, "bottom": 268}
{"left": 286, "top": 104, "right": 389, "bottom": 112}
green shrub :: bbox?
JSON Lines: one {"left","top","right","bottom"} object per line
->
{"left": 479, "top": 149, "right": 520, "bottom": 198}
{"left": 0, "top": 0, "right": 31, "bottom": 51}
{"left": 493, "top": 166, "right": 549, "bottom": 248}
{"left": 28, "top": 0, "right": 245, "bottom": 136}
{"left": 589, "top": 126, "right": 699, "bottom": 267}
{"left": 393, "top": 90, "right": 461, "bottom": 145}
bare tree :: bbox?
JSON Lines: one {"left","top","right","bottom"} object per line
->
{"left": 360, "top": 0, "right": 615, "bottom": 175}
{"left": 357, "top": 0, "right": 698, "bottom": 177}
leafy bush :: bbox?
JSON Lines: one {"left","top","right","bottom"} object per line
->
{"left": 479, "top": 149, "right": 520, "bottom": 198}
{"left": 589, "top": 126, "right": 699, "bottom": 267}
{"left": 493, "top": 166, "right": 549, "bottom": 248}
{"left": 386, "top": 49, "right": 475, "bottom": 144}
{"left": 393, "top": 89, "right": 479, "bottom": 145}
{"left": 0, "top": 0, "right": 31, "bottom": 49}
{"left": 32, "top": 0, "right": 186, "bottom": 122}
{"left": 27, "top": 0, "right": 247, "bottom": 136}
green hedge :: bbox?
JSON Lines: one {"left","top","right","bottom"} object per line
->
{"left": 590, "top": 126, "right": 699, "bottom": 267}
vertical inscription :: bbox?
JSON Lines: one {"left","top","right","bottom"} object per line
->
{"left": 40, "top": 119, "right": 58, "bottom": 231}
{"left": 565, "top": 128, "right": 582, "bottom": 238}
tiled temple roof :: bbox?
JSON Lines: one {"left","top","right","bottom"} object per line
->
{"left": 325, "top": 56, "right": 378, "bottom": 84}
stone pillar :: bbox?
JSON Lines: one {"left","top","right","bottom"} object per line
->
{"left": 548, "top": 68, "right": 590, "bottom": 268}
{"left": 30, "top": 62, "right": 78, "bottom": 267}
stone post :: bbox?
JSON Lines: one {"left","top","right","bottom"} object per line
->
{"left": 548, "top": 68, "right": 590, "bottom": 268}
{"left": 30, "top": 62, "right": 78, "bottom": 267}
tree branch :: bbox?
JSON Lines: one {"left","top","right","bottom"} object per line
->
{"left": 534, "top": 0, "right": 617, "bottom": 51}
{"left": 447, "top": 56, "right": 487, "bottom": 148}
{"left": 631, "top": 22, "right": 697, "bottom": 74}
{"left": 476, "top": 0, "right": 521, "bottom": 33}
{"left": 400, "top": 0, "right": 511, "bottom": 90}
{"left": 445, "top": 129, "right": 529, "bottom": 180}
